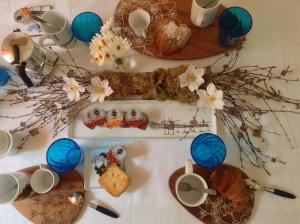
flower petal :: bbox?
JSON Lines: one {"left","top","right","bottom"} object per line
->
{"left": 63, "top": 85, "right": 70, "bottom": 92}
{"left": 63, "top": 76, "right": 70, "bottom": 83}
{"left": 196, "top": 77, "right": 205, "bottom": 86}
{"left": 195, "top": 67, "right": 205, "bottom": 76}
{"left": 188, "top": 83, "right": 198, "bottom": 92}
{"left": 197, "top": 89, "right": 208, "bottom": 99}
{"left": 101, "top": 79, "right": 109, "bottom": 88}
{"left": 74, "top": 91, "right": 80, "bottom": 102}
{"left": 186, "top": 65, "right": 195, "bottom": 74}
{"left": 98, "top": 95, "right": 106, "bottom": 103}
{"left": 197, "top": 98, "right": 208, "bottom": 108}
{"left": 207, "top": 83, "right": 216, "bottom": 96}
{"left": 214, "top": 99, "right": 225, "bottom": 110}
{"left": 105, "top": 87, "right": 114, "bottom": 96}
{"left": 214, "top": 90, "right": 223, "bottom": 99}
{"left": 89, "top": 94, "right": 99, "bottom": 102}
{"left": 91, "top": 77, "right": 101, "bottom": 87}
{"left": 67, "top": 92, "right": 75, "bottom": 101}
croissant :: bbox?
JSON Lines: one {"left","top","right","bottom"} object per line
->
{"left": 152, "top": 18, "right": 191, "bottom": 54}
{"left": 208, "top": 166, "right": 249, "bottom": 213}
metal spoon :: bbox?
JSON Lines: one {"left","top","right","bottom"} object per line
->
{"left": 68, "top": 192, "right": 119, "bottom": 218}
{"left": 30, "top": 14, "right": 61, "bottom": 32}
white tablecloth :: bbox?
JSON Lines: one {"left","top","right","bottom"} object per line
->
{"left": 1, "top": 0, "right": 300, "bottom": 223}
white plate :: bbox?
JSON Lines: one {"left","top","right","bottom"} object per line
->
{"left": 84, "top": 144, "right": 129, "bottom": 190}
{"left": 68, "top": 100, "right": 216, "bottom": 139}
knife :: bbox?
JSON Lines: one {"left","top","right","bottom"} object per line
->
{"left": 88, "top": 202, "right": 119, "bottom": 218}
{"left": 245, "top": 179, "right": 296, "bottom": 199}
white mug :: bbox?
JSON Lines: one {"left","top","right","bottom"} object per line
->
{"left": 39, "top": 10, "right": 76, "bottom": 48}
{"left": 0, "top": 130, "right": 21, "bottom": 158}
{"left": 175, "top": 159, "right": 215, "bottom": 207}
{"left": 0, "top": 172, "right": 33, "bottom": 204}
{"left": 30, "top": 165, "right": 60, "bottom": 194}
{"left": 190, "top": 0, "right": 221, "bottom": 27}
{"left": 128, "top": 9, "right": 151, "bottom": 38}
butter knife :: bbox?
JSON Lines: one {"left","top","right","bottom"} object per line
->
{"left": 88, "top": 202, "right": 119, "bottom": 218}
{"left": 245, "top": 179, "right": 296, "bottom": 199}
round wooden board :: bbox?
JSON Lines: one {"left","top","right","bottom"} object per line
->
{"left": 114, "top": 0, "right": 241, "bottom": 60}
{"left": 12, "top": 166, "right": 84, "bottom": 224}
{"left": 169, "top": 164, "right": 254, "bottom": 224}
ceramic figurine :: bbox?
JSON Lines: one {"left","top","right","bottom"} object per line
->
{"left": 123, "top": 109, "right": 149, "bottom": 130}
{"left": 84, "top": 108, "right": 106, "bottom": 129}
{"left": 107, "top": 145, "right": 126, "bottom": 170}
{"left": 105, "top": 109, "right": 124, "bottom": 128}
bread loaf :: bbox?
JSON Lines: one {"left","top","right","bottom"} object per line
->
{"left": 208, "top": 166, "right": 249, "bottom": 213}
{"left": 152, "top": 18, "right": 191, "bottom": 54}
{"left": 99, "top": 164, "right": 129, "bottom": 197}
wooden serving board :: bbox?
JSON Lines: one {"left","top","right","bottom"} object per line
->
{"left": 114, "top": 0, "right": 241, "bottom": 60}
{"left": 12, "top": 166, "right": 84, "bottom": 224}
{"left": 169, "top": 164, "right": 254, "bottom": 224}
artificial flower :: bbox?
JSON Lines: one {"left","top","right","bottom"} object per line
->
{"left": 197, "top": 83, "right": 225, "bottom": 111}
{"left": 101, "top": 18, "right": 114, "bottom": 36}
{"left": 87, "top": 77, "right": 114, "bottom": 103}
{"left": 62, "top": 77, "right": 85, "bottom": 102}
{"left": 111, "top": 36, "right": 131, "bottom": 58}
{"left": 179, "top": 65, "right": 205, "bottom": 92}
{"left": 101, "top": 18, "right": 121, "bottom": 36}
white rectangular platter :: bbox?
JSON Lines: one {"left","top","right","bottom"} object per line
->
{"left": 68, "top": 100, "right": 216, "bottom": 139}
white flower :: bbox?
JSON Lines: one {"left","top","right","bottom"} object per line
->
{"left": 87, "top": 77, "right": 114, "bottom": 103}
{"left": 62, "top": 77, "right": 85, "bottom": 102}
{"left": 197, "top": 83, "right": 225, "bottom": 111}
{"left": 90, "top": 34, "right": 111, "bottom": 66}
{"left": 111, "top": 36, "right": 131, "bottom": 58}
{"left": 101, "top": 18, "right": 114, "bottom": 35}
{"left": 179, "top": 65, "right": 205, "bottom": 92}
{"left": 101, "top": 18, "right": 121, "bottom": 36}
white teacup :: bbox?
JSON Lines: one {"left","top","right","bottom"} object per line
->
{"left": 30, "top": 165, "right": 59, "bottom": 194}
{"left": 191, "top": 0, "right": 221, "bottom": 27}
{"left": 128, "top": 9, "right": 151, "bottom": 38}
{"left": 39, "top": 10, "right": 76, "bottom": 48}
{"left": 0, "top": 130, "right": 21, "bottom": 158}
{"left": 0, "top": 172, "right": 33, "bottom": 204}
{"left": 175, "top": 159, "right": 215, "bottom": 207}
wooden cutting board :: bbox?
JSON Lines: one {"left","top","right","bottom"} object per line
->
{"left": 169, "top": 164, "right": 254, "bottom": 224}
{"left": 114, "top": 0, "right": 241, "bottom": 60}
{"left": 12, "top": 166, "right": 84, "bottom": 224}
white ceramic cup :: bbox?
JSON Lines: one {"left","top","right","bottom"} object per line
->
{"left": 0, "top": 130, "right": 21, "bottom": 158}
{"left": 190, "top": 0, "right": 221, "bottom": 27}
{"left": 39, "top": 10, "right": 75, "bottom": 48}
{"left": 30, "top": 165, "right": 60, "bottom": 194}
{"left": 175, "top": 159, "right": 214, "bottom": 207}
{"left": 128, "top": 9, "right": 151, "bottom": 38}
{"left": 0, "top": 172, "right": 33, "bottom": 204}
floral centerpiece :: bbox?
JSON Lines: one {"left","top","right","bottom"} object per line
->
{"left": 90, "top": 18, "right": 132, "bottom": 71}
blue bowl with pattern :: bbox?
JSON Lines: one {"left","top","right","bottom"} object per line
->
{"left": 71, "top": 12, "right": 103, "bottom": 42}
{"left": 47, "top": 138, "right": 81, "bottom": 173}
{"left": 191, "top": 133, "right": 226, "bottom": 169}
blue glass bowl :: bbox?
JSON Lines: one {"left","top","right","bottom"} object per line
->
{"left": 219, "top": 7, "right": 253, "bottom": 47}
{"left": 191, "top": 133, "right": 226, "bottom": 169}
{"left": 71, "top": 12, "right": 103, "bottom": 42}
{"left": 0, "top": 67, "right": 10, "bottom": 86}
{"left": 46, "top": 138, "right": 81, "bottom": 173}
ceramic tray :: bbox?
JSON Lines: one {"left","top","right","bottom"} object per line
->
{"left": 114, "top": 0, "right": 241, "bottom": 60}
{"left": 169, "top": 164, "right": 255, "bottom": 224}
{"left": 12, "top": 166, "right": 84, "bottom": 224}
{"left": 68, "top": 100, "right": 216, "bottom": 139}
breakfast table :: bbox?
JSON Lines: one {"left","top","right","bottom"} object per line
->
{"left": 0, "top": 0, "right": 300, "bottom": 223}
